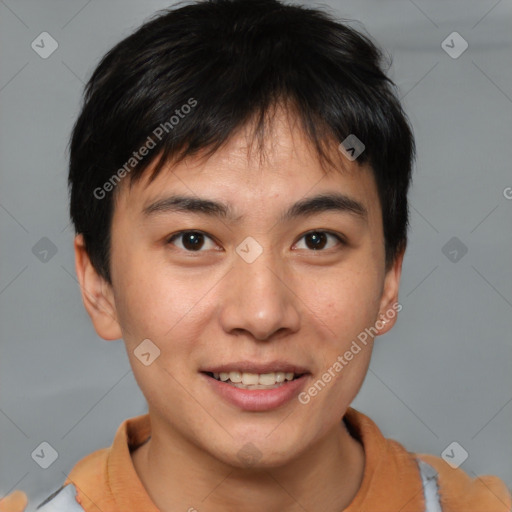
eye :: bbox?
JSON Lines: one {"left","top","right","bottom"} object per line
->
{"left": 294, "top": 230, "right": 345, "bottom": 251}
{"left": 166, "top": 229, "right": 345, "bottom": 253}
{"left": 167, "top": 231, "right": 218, "bottom": 252}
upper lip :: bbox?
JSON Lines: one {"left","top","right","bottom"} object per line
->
{"left": 201, "top": 361, "right": 310, "bottom": 375}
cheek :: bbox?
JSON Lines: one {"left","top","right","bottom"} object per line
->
{"left": 113, "top": 252, "right": 212, "bottom": 351}
{"left": 304, "top": 265, "right": 382, "bottom": 343}
{"left": 111, "top": 252, "right": 166, "bottom": 340}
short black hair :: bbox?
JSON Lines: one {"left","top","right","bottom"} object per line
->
{"left": 68, "top": 0, "right": 415, "bottom": 283}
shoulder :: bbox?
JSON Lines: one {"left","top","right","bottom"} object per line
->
{"left": 417, "top": 453, "right": 512, "bottom": 512}
{"left": 36, "top": 447, "right": 110, "bottom": 512}
{"left": 35, "top": 484, "right": 84, "bottom": 512}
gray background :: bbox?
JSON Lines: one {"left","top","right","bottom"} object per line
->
{"left": 1, "top": 0, "right": 511, "bottom": 509}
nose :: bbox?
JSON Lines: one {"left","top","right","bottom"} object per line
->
{"left": 218, "top": 247, "right": 301, "bottom": 341}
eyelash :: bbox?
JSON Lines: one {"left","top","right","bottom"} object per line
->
{"left": 166, "top": 230, "right": 346, "bottom": 253}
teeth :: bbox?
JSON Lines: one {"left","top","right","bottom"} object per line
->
{"left": 241, "top": 373, "right": 259, "bottom": 385}
{"left": 229, "top": 371, "right": 242, "bottom": 383}
{"left": 210, "top": 371, "right": 298, "bottom": 386}
{"left": 259, "top": 373, "right": 278, "bottom": 385}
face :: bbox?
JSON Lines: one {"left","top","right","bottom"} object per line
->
{"left": 76, "top": 110, "right": 403, "bottom": 468}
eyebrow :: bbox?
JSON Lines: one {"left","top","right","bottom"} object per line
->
{"left": 142, "top": 192, "right": 368, "bottom": 223}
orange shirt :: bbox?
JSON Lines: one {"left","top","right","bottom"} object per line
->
{"left": 39, "top": 407, "right": 509, "bottom": 511}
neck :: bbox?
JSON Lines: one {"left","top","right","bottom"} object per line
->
{"left": 132, "top": 415, "right": 365, "bottom": 512}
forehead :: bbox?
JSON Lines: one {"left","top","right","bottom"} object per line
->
{"left": 114, "top": 109, "right": 381, "bottom": 225}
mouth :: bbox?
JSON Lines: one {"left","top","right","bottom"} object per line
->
{"left": 203, "top": 370, "right": 305, "bottom": 389}
{"left": 200, "top": 364, "right": 310, "bottom": 411}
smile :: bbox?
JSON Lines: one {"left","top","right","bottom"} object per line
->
{"left": 208, "top": 371, "right": 299, "bottom": 388}
{"left": 201, "top": 368, "right": 310, "bottom": 411}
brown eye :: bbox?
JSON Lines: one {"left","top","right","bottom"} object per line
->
{"left": 295, "top": 231, "right": 345, "bottom": 251}
{"left": 167, "top": 231, "right": 216, "bottom": 252}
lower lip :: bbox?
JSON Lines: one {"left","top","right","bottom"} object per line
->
{"left": 202, "top": 373, "right": 309, "bottom": 412}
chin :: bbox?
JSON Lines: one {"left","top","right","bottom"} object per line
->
{"left": 208, "top": 430, "right": 309, "bottom": 470}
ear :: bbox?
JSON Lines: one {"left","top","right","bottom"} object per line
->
{"left": 375, "top": 248, "right": 404, "bottom": 336}
{"left": 74, "top": 234, "right": 122, "bottom": 341}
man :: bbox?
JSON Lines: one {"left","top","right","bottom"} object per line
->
{"left": 2, "top": 0, "right": 510, "bottom": 510}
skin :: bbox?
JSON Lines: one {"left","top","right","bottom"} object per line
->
{"left": 72, "top": 108, "right": 404, "bottom": 512}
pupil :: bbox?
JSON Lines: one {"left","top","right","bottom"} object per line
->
{"left": 307, "top": 232, "right": 326, "bottom": 250}
{"left": 183, "top": 232, "right": 203, "bottom": 251}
